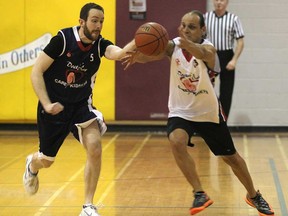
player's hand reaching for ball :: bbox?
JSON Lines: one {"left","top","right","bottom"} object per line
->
{"left": 44, "top": 102, "right": 64, "bottom": 115}
{"left": 121, "top": 50, "right": 140, "bottom": 70}
{"left": 121, "top": 49, "right": 165, "bottom": 70}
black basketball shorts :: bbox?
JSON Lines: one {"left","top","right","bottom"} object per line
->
{"left": 167, "top": 117, "right": 236, "bottom": 156}
{"left": 36, "top": 101, "right": 107, "bottom": 159}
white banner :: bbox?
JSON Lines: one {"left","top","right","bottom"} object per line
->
{"left": 0, "top": 33, "right": 52, "bottom": 74}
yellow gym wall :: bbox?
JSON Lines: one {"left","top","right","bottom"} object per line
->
{"left": 0, "top": 0, "right": 116, "bottom": 122}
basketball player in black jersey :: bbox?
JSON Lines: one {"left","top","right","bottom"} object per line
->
{"left": 23, "top": 3, "right": 136, "bottom": 216}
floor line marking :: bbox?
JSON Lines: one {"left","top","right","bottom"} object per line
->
{"left": 0, "top": 146, "right": 36, "bottom": 171}
{"left": 269, "top": 158, "right": 287, "bottom": 216}
{"left": 275, "top": 134, "right": 288, "bottom": 170}
{"left": 34, "top": 167, "right": 84, "bottom": 216}
{"left": 97, "top": 134, "right": 151, "bottom": 204}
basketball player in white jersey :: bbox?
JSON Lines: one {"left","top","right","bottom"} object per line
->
{"left": 123, "top": 10, "right": 274, "bottom": 216}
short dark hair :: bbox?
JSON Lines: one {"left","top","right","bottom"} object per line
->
{"left": 190, "top": 10, "right": 205, "bottom": 28}
{"left": 80, "top": 3, "right": 104, "bottom": 21}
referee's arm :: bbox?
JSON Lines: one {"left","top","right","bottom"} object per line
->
{"left": 227, "top": 37, "right": 244, "bottom": 70}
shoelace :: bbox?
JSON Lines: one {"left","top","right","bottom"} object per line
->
{"left": 194, "top": 193, "right": 207, "bottom": 203}
{"left": 84, "top": 205, "right": 97, "bottom": 210}
{"left": 252, "top": 194, "right": 270, "bottom": 210}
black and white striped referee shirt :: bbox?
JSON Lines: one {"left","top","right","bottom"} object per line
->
{"left": 204, "top": 11, "right": 244, "bottom": 51}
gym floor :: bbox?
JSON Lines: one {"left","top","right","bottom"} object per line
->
{"left": 0, "top": 130, "right": 287, "bottom": 215}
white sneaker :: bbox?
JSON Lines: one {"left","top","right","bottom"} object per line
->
{"left": 79, "top": 204, "right": 100, "bottom": 216}
{"left": 23, "top": 154, "right": 39, "bottom": 195}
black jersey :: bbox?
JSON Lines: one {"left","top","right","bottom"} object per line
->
{"left": 43, "top": 26, "right": 113, "bottom": 104}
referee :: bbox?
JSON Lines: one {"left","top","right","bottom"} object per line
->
{"left": 204, "top": 0, "right": 244, "bottom": 119}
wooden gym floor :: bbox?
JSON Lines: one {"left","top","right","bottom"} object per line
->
{"left": 0, "top": 130, "right": 287, "bottom": 216}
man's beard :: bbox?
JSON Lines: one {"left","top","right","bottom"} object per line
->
{"left": 83, "top": 25, "right": 99, "bottom": 41}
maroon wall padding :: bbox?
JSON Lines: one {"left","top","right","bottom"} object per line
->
{"left": 115, "top": 0, "right": 206, "bottom": 120}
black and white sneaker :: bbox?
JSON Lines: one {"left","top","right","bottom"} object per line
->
{"left": 79, "top": 204, "right": 100, "bottom": 216}
{"left": 23, "top": 154, "right": 39, "bottom": 195}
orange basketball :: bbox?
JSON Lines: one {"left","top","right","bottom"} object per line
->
{"left": 134, "top": 22, "right": 169, "bottom": 56}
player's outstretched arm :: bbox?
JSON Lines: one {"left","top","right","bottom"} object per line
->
{"left": 122, "top": 40, "right": 174, "bottom": 70}
{"left": 104, "top": 40, "right": 137, "bottom": 61}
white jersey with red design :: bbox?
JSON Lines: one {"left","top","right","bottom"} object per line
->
{"left": 168, "top": 37, "right": 221, "bottom": 123}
